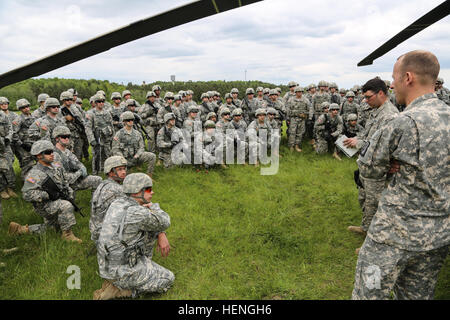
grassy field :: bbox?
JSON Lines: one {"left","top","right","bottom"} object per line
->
{"left": 0, "top": 137, "right": 448, "bottom": 300}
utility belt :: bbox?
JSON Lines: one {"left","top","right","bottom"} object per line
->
{"left": 105, "top": 241, "right": 147, "bottom": 268}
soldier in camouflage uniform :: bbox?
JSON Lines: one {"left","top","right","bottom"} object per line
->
{"left": 85, "top": 94, "right": 115, "bottom": 175}
{"left": 255, "top": 87, "right": 267, "bottom": 109}
{"left": 283, "top": 81, "right": 297, "bottom": 106}
{"left": 8, "top": 140, "right": 82, "bottom": 243}
{"left": 119, "top": 90, "right": 132, "bottom": 109}
{"left": 343, "top": 113, "right": 363, "bottom": 139}
{"left": 152, "top": 85, "right": 164, "bottom": 109}
{"left": 352, "top": 51, "right": 449, "bottom": 300}
{"left": 219, "top": 93, "right": 236, "bottom": 116}
{"left": 93, "top": 173, "right": 173, "bottom": 300}
{"left": 312, "top": 81, "right": 332, "bottom": 119}
{"left": 1, "top": 97, "right": 21, "bottom": 163}
{"left": 229, "top": 108, "right": 248, "bottom": 163}
{"left": 248, "top": 108, "right": 271, "bottom": 166}
{"left": 266, "top": 89, "right": 286, "bottom": 128}
{"left": 199, "top": 93, "right": 214, "bottom": 122}
{"left": 52, "top": 126, "right": 102, "bottom": 192}
{"left": 230, "top": 88, "right": 242, "bottom": 109}
{"left": 156, "top": 92, "right": 175, "bottom": 128}
{"left": 138, "top": 91, "right": 159, "bottom": 152}
{"left": 112, "top": 112, "right": 156, "bottom": 177}
{"left": 201, "top": 120, "right": 220, "bottom": 168}
{"left": 156, "top": 113, "right": 187, "bottom": 169}
{"left": 108, "top": 92, "right": 124, "bottom": 132}
{"left": 14, "top": 99, "right": 37, "bottom": 180}
{"left": 435, "top": 77, "right": 450, "bottom": 105}
{"left": 90, "top": 155, "right": 127, "bottom": 245}
{"left": 28, "top": 97, "right": 67, "bottom": 145}
{"left": 329, "top": 82, "right": 341, "bottom": 105}
{"left": 172, "top": 94, "right": 185, "bottom": 128}
{"left": 182, "top": 106, "right": 202, "bottom": 164}
{"left": 344, "top": 78, "right": 399, "bottom": 240}
{"left": 340, "top": 91, "right": 360, "bottom": 122}
{"left": 59, "top": 91, "right": 85, "bottom": 160}
{"left": 314, "top": 103, "right": 343, "bottom": 160}
{"left": 240, "top": 88, "right": 259, "bottom": 123}
{"left": 32, "top": 93, "right": 50, "bottom": 119}
{"left": 0, "top": 99, "right": 16, "bottom": 200}
{"left": 287, "top": 86, "right": 312, "bottom": 152}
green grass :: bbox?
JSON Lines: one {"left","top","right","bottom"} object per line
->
{"left": 0, "top": 137, "right": 448, "bottom": 300}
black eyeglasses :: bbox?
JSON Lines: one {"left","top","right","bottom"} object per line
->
{"left": 364, "top": 93, "right": 377, "bottom": 100}
{"left": 59, "top": 135, "right": 70, "bottom": 139}
{"left": 42, "top": 150, "right": 54, "bottom": 155}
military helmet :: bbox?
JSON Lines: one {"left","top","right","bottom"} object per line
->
{"left": 89, "top": 96, "right": 95, "bottom": 104}
{"left": 60, "top": 91, "right": 74, "bottom": 101}
{"left": 204, "top": 120, "right": 216, "bottom": 129}
{"left": 213, "top": 91, "right": 220, "bottom": 97}
{"left": 172, "top": 94, "right": 181, "bottom": 101}
{"left": 145, "top": 91, "right": 156, "bottom": 99}
{"left": 125, "top": 99, "right": 137, "bottom": 107}
{"left": 329, "top": 82, "right": 338, "bottom": 89}
{"left": 186, "top": 90, "right": 194, "bottom": 95}
{"left": 123, "top": 173, "right": 153, "bottom": 195}
{"left": 255, "top": 108, "right": 267, "bottom": 116}
{"left": 436, "top": 77, "right": 444, "bottom": 84}
{"left": 122, "top": 90, "right": 131, "bottom": 98}
{"left": 308, "top": 83, "right": 316, "bottom": 90}
{"left": 97, "top": 90, "right": 106, "bottom": 97}
{"left": 44, "top": 97, "right": 60, "bottom": 108}
{"left": 224, "top": 93, "right": 232, "bottom": 99}
{"left": 67, "top": 88, "right": 74, "bottom": 94}
{"left": 347, "top": 113, "right": 358, "bottom": 121}
{"left": 345, "top": 91, "right": 355, "bottom": 98}
{"left": 231, "top": 108, "right": 243, "bottom": 116}
{"left": 187, "top": 105, "right": 199, "bottom": 114}
{"left": 207, "top": 91, "right": 215, "bottom": 98}
{"left": 164, "top": 92, "right": 174, "bottom": 100}
{"left": 111, "top": 92, "right": 121, "bottom": 100}
{"left": 275, "top": 87, "right": 281, "bottom": 93}
{"left": 178, "top": 90, "right": 186, "bottom": 97}
{"left": 220, "top": 107, "right": 231, "bottom": 117}
{"left": 352, "top": 85, "right": 360, "bottom": 92}
{"left": 152, "top": 85, "right": 161, "bottom": 92}
{"left": 37, "top": 93, "right": 50, "bottom": 103}
{"left": 339, "top": 88, "right": 347, "bottom": 94}
{"left": 256, "top": 86, "right": 263, "bottom": 92}
{"left": 104, "top": 155, "right": 127, "bottom": 174}
{"left": 76, "top": 98, "right": 82, "bottom": 104}
{"left": 52, "top": 125, "right": 71, "bottom": 139}
{"left": 318, "top": 80, "right": 328, "bottom": 87}
{"left": 383, "top": 80, "right": 391, "bottom": 87}
{"left": 93, "top": 94, "right": 106, "bottom": 102}
{"left": 164, "top": 112, "right": 175, "bottom": 123}
{"left": 30, "top": 140, "right": 54, "bottom": 156}
{"left": 294, "top": 86, "right": 303, "bottom": 93}
{"left": 16, "top": 98, "right": 30, "bottom": 109}
{"left": 321, "top": 101, "right": 330, "bottom": 110}
{"left": 246, "top": 88, "right": 255, "bottom": 95}
{"left": 206, "top": 112, "right": 217, "bottom": 120}
{"left": 269, "top": 89, "right": 278, "bottom": 96}
{"left": 121, "top": 111, "right": 135, "bottom": 122}
{"left": 288, "top": 81, "right": 297, "bottom": 87}
{"left": 329, "top": 103, "right": 340, "bottom": 110}
{"left": 263, "top": 88, "right": 270, "bottom": 94}
{"left": 201, "top": 93, "right": 209, "bottom": 100}
{"left": 267, "top": 107, "right": 277, "bottom": 115}
{"left": 230, "top": 88, "right": 239, "bottom": 94}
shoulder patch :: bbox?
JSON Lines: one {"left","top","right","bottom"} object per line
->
{"left": 360, "top": 141, "right": 370, "bottom": 157}
{"left": 26, "top": 177, "right": 36, "bottom": 184}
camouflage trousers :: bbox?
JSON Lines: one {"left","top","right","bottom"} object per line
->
{"left": 71, "top": 175, "right": 103, "bottom": 192}
{"left": 92, "top": 140, "right": 112, "bottom": 175}
{"left": 28, "top": 199, "right": 76, "bottom": 233}
{"left": 13, "top": 145, "right": 34, "bottom": 180}
{"left": 352, "top": 237, "right": 449, "bottom": 300}
{"left": 360, "top": 176, "right": 386, "bottom": 232}
{"left": 144, "top": 125, "right": 158, "bottom": 153}
{"left": 288, "top": 117, "right": 306, "bottom": 147}
{"left": 314, "top": 136, "right": 336, "bottom": 154}
{"left": 0, "top": 150, "right": 16, "bottom": 191}
{"left": 158, "top": 150, "right": 187, "bottom": 169}
{"left": 114, "top": 255, "right": 175, "bottom": 297}
{"left": 70, "top": 133, "right": 84, "bottom": 161}
{"left": 127, "top": 152, "right": 156, "bottom": 174}
{"left": 357, "top": 186, "right": 366, "bottom": 211}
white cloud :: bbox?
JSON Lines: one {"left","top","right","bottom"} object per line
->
{"left": 0, "top": 0, "right": 449, "bottom": 89}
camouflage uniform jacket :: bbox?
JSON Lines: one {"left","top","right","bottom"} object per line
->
{"left": 312, "top": 92, "right": 331, "bottom": 115}
{"left": 240, "top": 98, "right": 259, "bottom": 122}
{"left": 108, "top": 105, "right": 125, "bottom": 130}
{"left": 358, "top": 93, "right": 449, "bottom": 251}
{"left": 97, "top": 197, "right": 170, "bottom": 280}
{"left": 157, "top": 125, "right": 184, "bottom": 152}
{"left": 230, "top": 119, "right": 247, "bottom": 142}
{"left": 248, "top": 119, "right": 271, "bottom": 144}
{"left": 60, "top": 105, "right": 85, "bottom": 140}
{"left": 138, "top": 101, "right": 158, "bottom": 127}
{"left": 28, "top": 114, "right": 67, "bottom": 144}
{"left": 287, "top": 96, "right": 313, "bottom": 120}
{"left": 156, "top": 104, "right": 175, "bottom": 126}
{"left": 31, "top": 106, "right": 46, "bottom": 119}
{"left": 266, "top": 100, "right": 286, "bottom": 121}
{"left": 283, "top": 91, "right": 296, "bottom": 106}
{"left": 356, "top": 102, "right": 372, "bottom": 128}
{"left": 112, "top": 128, "right": 146, "bottom": 160}
{"left": 340, "top": 101, "right": 360, "bottom": 120}
{"left": 53, "top": 147, "right": 87, "bottom": 185}
{"left": 16, "top": 113, "right": 35, "bottom": 146}
{"left": 315, "top": 113, "right": 344, "bottom": 139}
{"left": 85, "top": 108, "right": 115, "bottom": 144}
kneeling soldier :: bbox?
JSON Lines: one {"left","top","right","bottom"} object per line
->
{"left": 94, "top": 173, "right": 174, "bottom": 300}
{"left": 9, "top": 140, "right": 82, "bottom": 243}
{"left": 112, "top": 112, "right": 156, "bottom": 177}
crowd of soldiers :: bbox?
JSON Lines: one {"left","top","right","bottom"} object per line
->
{"left": 0, "top": 51, "right": 448, "bottom": 299}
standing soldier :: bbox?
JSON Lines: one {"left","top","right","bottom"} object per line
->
{"left": 340, "top": 91, "right": 360, "bottom": 122}
{"left": 119, "top": 90, "right": 132, "bottom": 109}
{"left": 0, "top": 99, "right": 16, "bottom": 199}
{"left": 172, "top": 94, "right": 185, "bottom": 128}
{"left": 314, "top": 103, "right": 343, "bottom": 160}
{"left": 199, "top": 93, "right": 214, "bottom": 122}
{"left": 93, "top": 173, "right": 174, "bottom": 300}
{"left": 14, "top": 99, "right": 36, "bottom": 179}
{"left": 59, "top": 91, "right": 85, "bottom": 160}
{"left": 329, "top": 83, "right": 341, "bottom": 105}
{"left": 185, "top": 90, "right": 196, "bottom": 107}
{"left": 85, "top": 94, "right": 115, "bottom": 175}
{"left": 52, "top": 126, "right": 102, "bottom": 192}
{"left": 138, "top": 91, "right": 159, "bottom": 153}
{"left": 152, "top": 85, "right": 164, "bottom": 109}
{"left": 266, "top": 89, "right": 286, "bottom": 129}
{"left": 156, "top": 92, "right": 175, "bottom": 128}
{"left": 32, "top": 93, "right": 50, "bottom": 119}
{"left": 231, "top": 88, "right": 242, "bottom": 109}
{"left": 9, "top": 140, "right": 82, "bottom": 243}
{"left": 283, "top": 81, "right": 297, "bottom": 106}
{"left": 287, "top": 86, "right": 312, "bottom": 152}
{"left": 90, "top": 155, "right": 127, "bottom": 245}
{"left": 241, "top": 88, "right": 259, "bottom": 123}
{"left": 112, "top": 112, "right": 156, "bottom": 178}
{"left": 109, "top": 92, "right": 124, "bottom": 132}
{"left": 255, "top": 87, "right": 267, "bottom": 109}
{"left": 312, "top": 80, "right": 332, "bottom": 120}
{"left": 305, "top": 84, "right": 316, "bottom": 104}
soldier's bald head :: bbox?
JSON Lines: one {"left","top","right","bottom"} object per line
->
{"left": 396, "top": 50, "right": 440, "bottom": 86}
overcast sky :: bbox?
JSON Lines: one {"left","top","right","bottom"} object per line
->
{"left": 0, "top": 0, "right": 449, "bottom": 89}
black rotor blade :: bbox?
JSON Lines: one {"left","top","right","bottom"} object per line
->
{"left": 358, "top": 0, "right": 450, "bottom": 67}
{"left": 0, "top": 0, "right": 263, "bottom": 88}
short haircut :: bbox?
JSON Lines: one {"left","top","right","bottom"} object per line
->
{"left": 362, "top": 78, "right": 387, "bottom": 95}
{"left": 397, "top": 50, "right": 440, "bottom": 85}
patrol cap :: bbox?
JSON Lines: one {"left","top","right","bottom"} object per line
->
{"left": 231, "top": 108, "right": 243, "bottom": 116}
{"left": 164, "top": 92, "right": 174, "bottom": 100}
{"left": 288, "top": 81, "right": 297, "bottom": 87}
{"left": 44, "top": 97, "right": 60, "bottom": 108}
{"left": 52, "top": 125, "right": 71, "bottom": 139}
{"left": 121, "top": 111, "right": 135, "bottom": 121}
{"left": 230, "top": 88, "right": 239, "bottom": 94}
{"left": 164, "top": 112, "right": 175, "bottom": 123}
{"left": 321, "top": 101, "right": 330, "bottom": 110}
{"left": 206, "top": 112, "right": 217, "bottom": 120}
{"left": 104, "top": 155, "right": 127, "bottom": 174}
{"left": 347, "top": 113, "right": 358, "bottom": 121}
{"left": 269, "top": 89, "right": 278, "bottom": 96}
{"left": 126, "top": 99, "right": 137, "bottom": 107}
{"left": 345, "top": 91, "right": 355, "bottom": 98}
{"left": 187, "top": 105, "right": 199, "bottom": 114}
{"left": 122, "top": 90, "right": 131, "bottom": 98}
{"left": 329, "top": 103, "right": 340, "bottom": 110}
{"left": 267, "top": 107, "right": 277, "bottom": 115}
{"left": 204, "top": 120, "right": 216, "bottom": 129}
{"left": 152, "top": 85, "right": 161, "bottom": 92}
{"left": 246, "top": 88, "right": 255, "bottom": 95}
{"left": 37, "top": 93, "right": 49, "bottom": 103}
{"left": 111, "top": 92, "right": 121, "bottom": 100}
{"left": 255, "top": 108, "right": 267, "bottom": 116}
{"left": 294, "top": 86, "right": 303, "bottom": 93}
{"left": 16, "top": 98, "right": 31, "bottom": 109}
{"left": 60, "top": 91, "right": 73, "bottom": 101}
{"left": 220, "top": 107, "right": 231, "bottom": 117}
{"left": 123, "top": 173, "right": 153, "bottom": 195}
{"left": 30, "top": 139, "right": 54, "bottom": 156}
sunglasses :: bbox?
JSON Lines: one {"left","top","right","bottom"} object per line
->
{"left": 144, "top": 187, "right": 153, "bottom": 194}
{"left": 59, "top": 135, "right": 70, "bottom": 139}
{"left": 96, "top": 100, "right": 105, "bottom": 103}
{"left": 42, "top": 149, "right": 54, "bottom": 155}
{"left": 125, "top": 119, "right": 134, "bottom": 122}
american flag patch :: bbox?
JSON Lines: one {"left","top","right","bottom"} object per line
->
{"left": 27, "top": 177, "right": 36, "bottom": 184}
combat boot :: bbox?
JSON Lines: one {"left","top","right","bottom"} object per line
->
{"left": 7, "top": 188, "right": 18, "bottom": 198}
{"left": 220, "top": 163, "right": 228, "bottom": 169}
{"left": 332, "top": 152, "right": 342, "bottom": 161}
{"left": 93, "top": 280, "right": 113, "bottom": 299}
{"left": 61, "top": 230, "right": 83, "bottom": 243}
{"left": 290, "top": 146, "right": 295, "bottom": 152}
{"left": 347, "top": 226, "right": 366, "bottom": 235}
{"left": 295, "top": 145, "right": 302, "bottom": 153}
{"left": 156, "top": 159, "right": 162, "bottom": 167}
{"left": 8, "top": 222, "right": 29, "bottom": 236}
{"left": 355, "top": 247, "right": 361, "bottom": 255}
{"left": 94, "top": 282, "right": 132, "bottom": 300}
{"left": 0, "top": 190, "right": 10, "bottom": 200}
